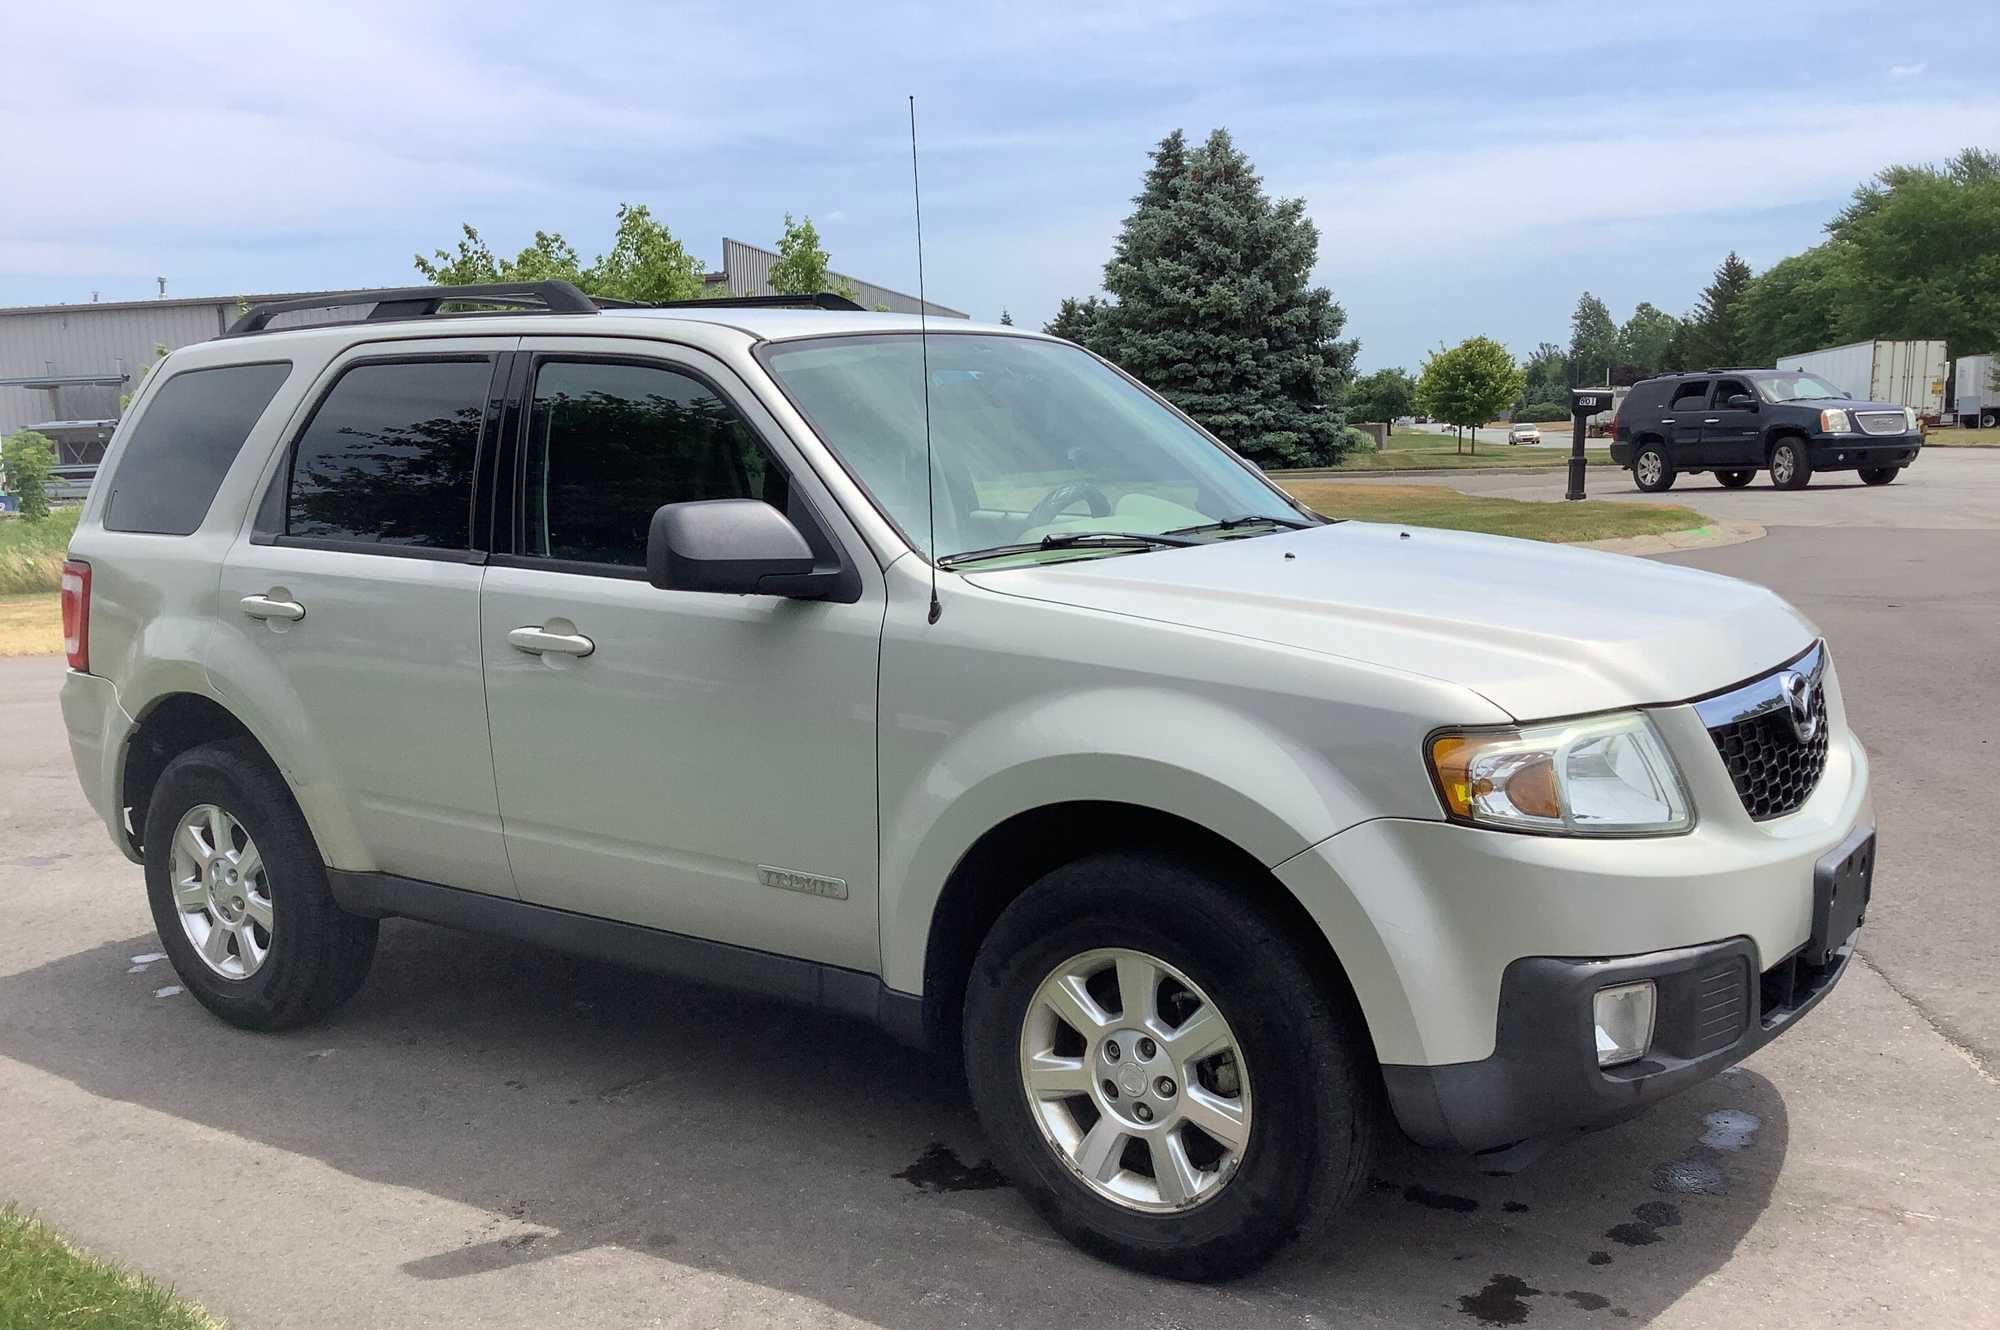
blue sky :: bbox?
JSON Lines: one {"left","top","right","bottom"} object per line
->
{"left": 6, "top": 0, "right": 1999, "bottom": 369}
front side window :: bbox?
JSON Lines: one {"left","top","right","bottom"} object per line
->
{"left": 105, "top": 362, "right": 292, "bottom": 534}
{"left": 287, "top": 358, "right": 492, "bottom": 548}
{"left": 759, "top": 334, "right": 1303, "bottom": 561}
{"left": 1669, "top": 380, "right": 1712, "bottom": 410}
{"left": 524, "top": 360, "right": 786, "bottom": 568}
{"left": 1715, "top": 378, "right": 1752, "bottom": 405}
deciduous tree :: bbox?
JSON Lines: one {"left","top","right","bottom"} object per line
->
{"left": 1416, "top": 338, "right": 1524, "bottom": 455}
{"left": 766, "top": 214, "right": 857, "bottom": 301}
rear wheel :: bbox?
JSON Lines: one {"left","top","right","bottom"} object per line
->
{"left": 1633, "top": 444, "right": 1675, "bottom": 492}
{"left": 1770, "top": 438, "right": 1812, "bottom": 490}
{"left": 963, "top": 852, "right": 1378, "bottom": 1279}
{"left": 1859, "top": 466, "right": 1900, "bottom": 486}
{"left": 144, "top": 739, "right": 377, "bottom": 1031}
{"left": 1716, "top": 470, "right": 1754, "bottom": 488}
{"left": 1983, "top": 410, "right": 1998, "bottom": 429}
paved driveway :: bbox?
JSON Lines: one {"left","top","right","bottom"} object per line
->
{"left": 3, "top": 480, "right": 1998, "bottom": 1326}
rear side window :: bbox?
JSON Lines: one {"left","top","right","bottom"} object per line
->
{"left": 1669, "top": 380, "right": 1712, "bottom": 410}
{"left": 523, "top": 359, "right": 787, "bottom": 568}
{"left": 104, "top": 362, "right": 292, "bottom": 534}
{"left": 287, "top": 358, "right": 493, "bottom": 549}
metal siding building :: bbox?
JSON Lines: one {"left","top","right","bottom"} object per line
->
{"left": 715, "top": 238, "right": 965, "bottom": 317}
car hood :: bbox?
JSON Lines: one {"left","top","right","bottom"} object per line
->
{"left": 1785, "top": 396, "right": 1906, "bottom": 413}
{"left": 963, "top": 522, "right": 1816, "bottom": 720}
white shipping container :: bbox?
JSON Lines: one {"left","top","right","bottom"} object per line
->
{"left": 1776, "top": 339, "right": 1947, "bottom": 416}
{"left": 1953, "top": 353, "right": 1996, "bottom": 426}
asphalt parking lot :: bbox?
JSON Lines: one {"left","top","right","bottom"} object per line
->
{"left": 2, "top": 453, "right": 1996, "bottom": 1327}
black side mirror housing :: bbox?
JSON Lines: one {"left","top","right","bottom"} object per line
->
{"left": 646, "top": 499, "right": 835, "bottom": 598}
{"left": 1727, "top": 393, "right": 1757, "bottom": 409}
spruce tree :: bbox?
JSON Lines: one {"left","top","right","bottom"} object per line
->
{"left": 1088, "top": 129, "right": 1357, "bottom": 468}
{"left": 1683, "top": 252, "right": 1755, "bottom": 368}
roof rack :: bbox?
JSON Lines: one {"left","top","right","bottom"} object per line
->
{"left": 633, "top": 292, "right": 868, "bottom": 312}
{"left": 223, "top": 281, "right": 599, "bottom": 336}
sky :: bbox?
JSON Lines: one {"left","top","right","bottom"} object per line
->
{"left": 6, "top": 0, "right": 2000, "bottom": 371}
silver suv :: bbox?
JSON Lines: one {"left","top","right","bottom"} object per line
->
{"left": 60, "top": 282, "right": 1875, "bottom": 1278}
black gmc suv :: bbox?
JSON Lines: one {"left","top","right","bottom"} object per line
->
{"left": 1609, "top": 368, "right": 1923, "bottom": 492}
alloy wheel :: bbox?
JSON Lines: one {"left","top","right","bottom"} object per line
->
{"left": 1637, "top": 452, "right": 1663, "bottom": 487}
{"left": 169, "top": 803, "right": 273, "bottom": 980}
{"left": 1772, "top": 447, "right": 1796, "bottom": 484}
{"left": 1018, "top": 947, "right": 1251, "bottom": 1213}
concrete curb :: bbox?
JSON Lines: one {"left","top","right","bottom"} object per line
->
{"left": 1577, "top": 517, "right": 1767, "bottom": 555}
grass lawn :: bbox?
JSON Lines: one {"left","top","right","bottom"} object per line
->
{"left": 0, "top": 593, "right": 61, "bottom": 656}
{"left": 1317, "top": 430, "right": 1617, "bottom": 472}
{"left": 0, "top": 1206, "right": 225, "bottom": 1330}
{"left": 1279, "top": 480, "right": 1706, "bottom": 544}
{"left": 1927, "top": 426, "right": 2000, "bottom": 446}
{"left": 0, "top": 507, "right": 79, "bottom": 594}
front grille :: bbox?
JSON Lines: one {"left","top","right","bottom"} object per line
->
{"left": 1706, "top": 679, "right": 1829, "bottom": 820}
{"left": 1855, "top": 411, "right": 1907, "bottom": 436}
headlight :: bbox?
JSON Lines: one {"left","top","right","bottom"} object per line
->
{"left": 1427, "top": 712, "right": 1692, "bottom": 836}
{"left": 1820, "top": 408, "right": 1852, "bottom": 433}
{"left": 1904, "top": 406, "right": 1919, "bottom": 431}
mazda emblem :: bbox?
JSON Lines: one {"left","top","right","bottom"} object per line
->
{"left": 1777, "top": 670, "right": 1819, "bottom": 744}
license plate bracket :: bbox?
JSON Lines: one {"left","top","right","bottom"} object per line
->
{"left": 1808, "top": 827, "right": 1875, "bottom": 967}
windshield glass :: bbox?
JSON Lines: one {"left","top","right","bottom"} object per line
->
{"left": 759, "top": 333, "right": 1308, "bottom": 561}
{"left": 1758, "top": 372, "right": 1846, "bottom": 402}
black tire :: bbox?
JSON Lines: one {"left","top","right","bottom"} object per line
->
{"left": 1859, "top": 466, "right": 1900, "bottom": 486}
{"left": 962, "top": 851, "right": 1378, "bottom": 1280}
{"left": 1632, "top": 443, "right": 1676, "bottom": 492}
{"left": 143, "top": 738, "right": 377, "bottom": 1031}
{"left": 1770, "top": 437, "right": 1812, "bottom": 489}
{"left": 1983, "top": 411, "right": 1998, "bottom": 429}
{"left": 1716, "top": 470, "right": 1755, "bottom": 488}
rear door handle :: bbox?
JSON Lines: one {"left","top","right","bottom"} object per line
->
{"left": 508, "top": 625, "right": 595, "bottom": 657}
{"left": 1703, "top": 417, "right": 1720, "bottom": 424}
{"left": 240, "top": 594, "right": 305, "bottom": 622}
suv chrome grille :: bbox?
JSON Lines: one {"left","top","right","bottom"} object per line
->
{"left": 1854, "top": 411, "right": 1907, "bottom": 436}
{"left": 1694, "top": 642, "right": 1831, "bottom": 821}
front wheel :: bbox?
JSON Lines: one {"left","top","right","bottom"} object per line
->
{"left": 1633, "top": 444, "right": 1676, "bottom": 492}
{"left": 1770, "top": 438, "right": 1812, "bottom": 489}
{"left": 963, "top": 852, "right": 1378, "bottom": 1280}
{"left": 1859, "top": 466, "right": 1900, "bottom": 485}
{"left": 1716, "top": 470, "right": 1755, "bottom": 488}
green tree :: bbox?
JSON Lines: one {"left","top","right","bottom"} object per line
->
{"left": 1043, "top": 295, "right": 1106, "bottom": 344}
{"left": 1680, "top": 252, "right": 1755, "bottom": 368}
{"left": 1088, "top": 128, "right": 1358, "bottom": 468}
{"left": 1737, "top": 244, "right": 1856, "bottom": 365}
{"left": 415, "top": 207, "right": 709, "bottom": 303}
{"left": 1347, "top": 366, "right": 1416, "bottom": 422}
{"left": 1615, "top": 302, "right": 1681, "bottom": 377}
{"left": 998, "top": 308, "right": 1014, "bottom": 326}
{"left": 1416, "top": 338, "right": 1524, "bottom": 454}
{"left": 585, "top": 203, "right": 708, "bottom": 303}
{"left": 766, "top": 214, "right": 857, "bottom": 301}
{"left": 1566, "top": 292, "right": 1617, "bottom": 386}
{"left": 1822, "top": 148, "right": 2000, "bottom": 354}
{"left": 2, "top": 430, "right": 56, "bottom": 521}
{"left": 1520, "top": 341, "right": 1569, "bottom": 406}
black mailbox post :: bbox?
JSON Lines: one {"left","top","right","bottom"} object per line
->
{"left": 1567, "top": 388, "right": 1613, "bottom": 501}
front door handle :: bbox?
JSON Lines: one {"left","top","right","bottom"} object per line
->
{"left": 508, "top": 625, "right": 595, "bottom": 658}
{"left": 240, "top": 594, "right": 305, "bottom": 622}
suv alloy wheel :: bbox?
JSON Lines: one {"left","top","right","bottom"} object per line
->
{"left": 1770, "top": 438, "right": 1812, "bottom": 490}
{"left": 1633, "top": 444, "right": 1676, "bottom": 492}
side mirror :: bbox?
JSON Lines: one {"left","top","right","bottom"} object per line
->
{"left": 646, "top": 499, "right": 831, "bottom": 598}
{"left": 1727, "top": 393, "right": 1757, "bottom": 409}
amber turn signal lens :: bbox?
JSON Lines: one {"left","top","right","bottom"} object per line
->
{"left": 1429, "top": 735, "right": 1475, "bottom": 817}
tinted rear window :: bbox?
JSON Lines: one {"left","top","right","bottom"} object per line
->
{"left": 287, "top": 358, "right": 493, "bottom": 548}
{"left": 104, "top": 362, "right": 292, "bottom": 534}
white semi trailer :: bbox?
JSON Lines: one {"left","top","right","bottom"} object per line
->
{"left": 1949, "top": 353, "right": 1996, "bottom": 428}
{"left": 1776, "top": 339, "right": 1948, "bottom": 420}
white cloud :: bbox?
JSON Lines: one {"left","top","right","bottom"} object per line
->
{"left": 1889, "top": 62, "right": 1927, "bottom": 77}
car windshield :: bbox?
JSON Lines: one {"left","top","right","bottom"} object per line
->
{"left": 1758, "top": 372, "right": 1846, "bottom": 403}
{"left": 760, "top": 333, "right": 1311, "bottom": 562}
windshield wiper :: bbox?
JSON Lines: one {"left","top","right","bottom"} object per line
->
{"left": 1165, "top": 513, "right": 1318, "bottom": 536}
{"left": 937, "top": 531, "right": 1202, "bottom": 570}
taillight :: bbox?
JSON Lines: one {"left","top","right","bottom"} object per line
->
{"left": 60, "top": 560, "right": 90, "bottom": 672}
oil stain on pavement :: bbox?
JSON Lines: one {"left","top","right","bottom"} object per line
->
{"left": 894, "top": 1142, "right": 1007, "bottom": 1193}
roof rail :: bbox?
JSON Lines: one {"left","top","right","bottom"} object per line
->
{"left": 223, "top": 281, "right": 598, "bottom": 336}
{"left": 625, "top": 292, "right": 868, "bottom": 312}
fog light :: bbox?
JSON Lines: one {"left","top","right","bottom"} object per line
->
{"left": 1593, "top": 981, "right": 1656, "bottom": 1067}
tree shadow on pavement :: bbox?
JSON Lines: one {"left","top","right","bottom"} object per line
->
{"left": 0, "top": 921, "right": 1789, "bottom": 1327}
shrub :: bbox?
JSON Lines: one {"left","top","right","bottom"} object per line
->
{"left": 1512, "top": 402, "right": 1571, "bottom": 423}
{"left": 2, "top": 430, "right": 56, "bottom": 521}
{"left": 0, "top": 507, "right": 76, "bottom": 594}
{"left": 1342, "top": 425, "right": 1377, "bottom": 452}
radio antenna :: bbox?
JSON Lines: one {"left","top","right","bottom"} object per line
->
{"left": 909, "top": 94, "right": 941, "bottom": 625}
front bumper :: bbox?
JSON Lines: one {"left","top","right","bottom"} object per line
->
{"left": 1808, "top": 435, "right": 1920, "bottom": 470}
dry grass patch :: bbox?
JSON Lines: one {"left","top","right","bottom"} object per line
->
{"left": 0, "top": 593, "right": 61, "bottom": 656}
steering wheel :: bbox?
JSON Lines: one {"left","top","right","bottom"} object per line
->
{"left": 1022, "top": 481, "right": 1112, "bottom": 531}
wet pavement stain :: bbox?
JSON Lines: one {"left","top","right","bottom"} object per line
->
{"left": 1563, "top": 1291, "right": 1611, "bottom": 1311}
{"left": 1457, "top": 1273, "right": 1543, "bottom": 1326}
{"left": 1501, "top": 1200, "right": 1530, "bottom": 1214}
{"left": 894, "top": 1142, "right": 1008, "bottom": 1193}
{"left": 1607, "top": 1199, "right": 1682, "bottom": 1246}
{"left": 1651, "top": 1151, "right": 1728, "bottom": 1195}
{"left": 1633, "top": 1201, "right": 1681, "bottom": 1228}
{"left": 1699, "top": 1108, "right": 1761, "bottom": 1152}
{"left": 1406, "top": 1183, "right": 1480, "bottom": 1213}
{"left": 1587, "top": 1250, "right": 1614, "bottom": 1266}
{"left": 1606, "top": 1222, "right": 1662, "bottom": 1247}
